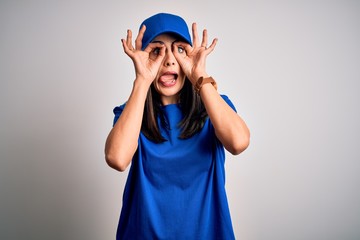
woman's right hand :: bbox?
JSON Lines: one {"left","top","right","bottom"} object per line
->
{"left": 122, "top": 25, "right": 165, "bottom": 84}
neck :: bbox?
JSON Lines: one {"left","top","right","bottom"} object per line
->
{"left": 161, "top": 95, "right": 179, "bottom": 105}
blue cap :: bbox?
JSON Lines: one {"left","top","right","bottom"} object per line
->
{"left": 140, "top": 13, "right": 192, "bottom": 50}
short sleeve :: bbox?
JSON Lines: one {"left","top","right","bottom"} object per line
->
{"left": 112, "top": 103, "right": 126, "bottom": 127}
{"left": 220, "top": 95, "right": 237, "bottom": 113}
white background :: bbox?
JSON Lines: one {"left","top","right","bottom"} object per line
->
{"left": 1, "top": 0, "right": 359, "bottom": 239}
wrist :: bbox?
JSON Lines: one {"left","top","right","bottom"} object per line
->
{"left": 133, "top": 77, "right": 152, "bottom": 91}
{"left": 191, "top": 73, "right": 209, "bottom": 84}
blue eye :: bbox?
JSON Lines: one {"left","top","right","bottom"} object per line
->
{"left": 177, "top": 47, "right": 184, "bottom": 53}
{"left": 153, "top": 48, "right": 160, "bottom": 55}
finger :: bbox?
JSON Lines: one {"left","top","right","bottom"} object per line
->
{"left": 205, "top": 38, "right": 218, "bottom": 54}
{"left": 147, "top": 43, "right": 165, "bottom": 67}
{"left": 121, "top": 38, "right": 133, "bottom": 56}
{"left": 154, "top": 44, "right": 166, "bottom": 62}
{"left": 135, "top": 25, "right": 146, "bottom": 50}
{"left": 144, "top": 42, "right": 165, "bottom": 53}
{"left": 201, "top": 29, "right": 208, "bottom": 48}
{"left": 126, "top": 29, "right": 134, "bottom": 50}
{"left": 145, "top": 42, "right": 166, "bottom": 63}
{"left": 192, "top": 22, "right": 200, "bottom": 48}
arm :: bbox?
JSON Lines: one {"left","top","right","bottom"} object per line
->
{"left": 199, "top": 83, "right": 250, "bottom": 155}
{"left": 173, "top": 23, "right": 250, "bottom": 155}
{"left": 105, "top": 79, "right": 150, "bottom": 171}
{"left": 105, "top": 26, "right": 165, "bottom": 171}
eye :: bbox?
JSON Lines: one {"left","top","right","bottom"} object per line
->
{"left": 153, "top": 47, "right": 160, "bottom": 55}
{"left": 177, "top": 46, "right": 185, "bottom": 53}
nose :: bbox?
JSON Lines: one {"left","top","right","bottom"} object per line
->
{"left": 164, "top": 51, "right": 176, "bottom": 67}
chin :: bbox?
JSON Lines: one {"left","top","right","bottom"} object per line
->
{"left": 159, "top": 88, "right": 181, "bottom": 97}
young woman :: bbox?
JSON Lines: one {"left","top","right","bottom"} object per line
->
{"left": 105, "top": 12, "right": 250, "bottom": 239}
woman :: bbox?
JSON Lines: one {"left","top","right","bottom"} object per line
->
{"left": 105, "top": 12, "right": 250, "bottom": 239}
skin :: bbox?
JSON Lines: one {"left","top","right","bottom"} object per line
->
{"left": 149, "top": 35, "right": 187, "bottom": 105}
{"left": 105, "top": 23, "right": 250, "bottom": 172}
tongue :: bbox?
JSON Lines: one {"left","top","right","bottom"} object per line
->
{"left": 159, "top": 74, "right": 176, "bottom": 87}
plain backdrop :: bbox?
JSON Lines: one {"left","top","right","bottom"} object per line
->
{"left": 1, "top": 0, "right": 359, "bottom": 239}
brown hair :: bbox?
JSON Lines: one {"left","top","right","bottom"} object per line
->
{"left": 141, "top": 78, "right": 208, "bottom": 143}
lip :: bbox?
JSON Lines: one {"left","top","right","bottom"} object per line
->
{"left": 158, "top": 71, "right": 178, "bottom": 88}
{"left": 161, "top": 71, "right": 178, "bottom": 76}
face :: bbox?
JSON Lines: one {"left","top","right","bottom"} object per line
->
{"left": 150, "top": 34, "right": 187, "bottom": 105}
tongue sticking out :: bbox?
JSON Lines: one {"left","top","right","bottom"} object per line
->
{"left": 159, "top": 74, "right": 177, "bottom": 87}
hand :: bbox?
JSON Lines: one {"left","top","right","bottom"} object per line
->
{"left": 122, "top": 25, "right": 165, "bottom": 84}
{"left": 173, "top": 23, "right": 217, "bottom": 85}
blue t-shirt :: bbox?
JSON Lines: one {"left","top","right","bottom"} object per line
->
{"left": 113, "top": 95, "right": 236, "bottom": 240}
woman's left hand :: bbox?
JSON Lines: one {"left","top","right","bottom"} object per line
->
{"left": 173, "top": 23, "right": 217, "bottom": 85}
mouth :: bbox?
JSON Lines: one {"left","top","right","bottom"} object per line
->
{"left": 159, "top": 72, "right": 178, "bottom": 88}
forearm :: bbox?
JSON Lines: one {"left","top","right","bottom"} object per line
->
{"left": 105, "top": 79, "right": 150, "bottom": 171}
{"left": 199, "top": 83, "right": 250, "bottom": 155}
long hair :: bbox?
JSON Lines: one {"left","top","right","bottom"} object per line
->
{"left": 141, "top": 78, "right": 208, "bottom": 143}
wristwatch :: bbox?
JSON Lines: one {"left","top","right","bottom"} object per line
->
{"left": 194, "top": 76, "right": 217, "bottom": 93}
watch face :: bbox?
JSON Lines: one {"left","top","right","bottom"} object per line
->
{"left": 195, "top": 77, "right": 217, "bottom": 93}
